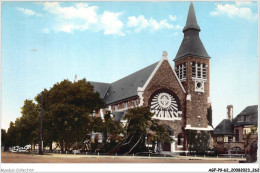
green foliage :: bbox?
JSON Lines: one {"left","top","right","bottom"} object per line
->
{"left": 4, "top": 100, "right": 40, "bottom": 147}
{"left": 34, "top": 79, "right": 105, "bottom": 150}
{"left": 1, "top": 129, "right": 7, "bottom": 146}
{"left": 124, "top": 107, "right": 153, "bottom": 135}
{"left": 4, "top": 79, "right": 105, "bottom": 151}
{"left": 150, "top": 119, "right": 173, "bottom": 144}
{"left": 5, "top": 122, "right": 18, "bottom": 147}
{"left": 112, "top": 107, "right": 173, "bottom": 154}
{"left": 186, "top": 130, "right": 210, "bottom": 154}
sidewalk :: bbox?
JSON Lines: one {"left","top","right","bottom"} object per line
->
{"left": 2, "top": 152, "right": 245, "bottom": 163}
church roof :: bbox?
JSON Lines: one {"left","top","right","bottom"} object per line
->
{"left": 174, "top": 2, "right": 210, "bottom": 61}
{"left": 89, "top": 81, "right": 110, "bottom": 99}
{"left": 214, "top": 119, "right": 233, "bottom": 135}
{"left": 104, "top": 62, "right": 159, "bottom": 105}
{"left": 90, "top": 61, "right": 159, "bottom": 105}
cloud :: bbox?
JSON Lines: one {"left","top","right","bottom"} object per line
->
{"left": 100, "top": 11, "right": 124, "bottom": 36}
{"left": 127, "top": 15, "right": 182, "bottom": 32}
{"left": 17, "top": 7, "right": 42, "bottom": 16}
{"left": 127, "top": 15, "right": 149, "bottom": 32}
{"left": 42, "top": 2, "right": 124, "bottom": 36}
{"left": 169, "top": 15, "right": 177, "bottom": 21}
{"left": 210, "top": 3, "right": 257, "bottom": 21}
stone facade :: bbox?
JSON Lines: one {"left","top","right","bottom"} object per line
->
{"left": 175, "top": 56, "right": 210, "bottom": 128}
{"left": 93, "top": 2, "right": 214, "bottom": 154}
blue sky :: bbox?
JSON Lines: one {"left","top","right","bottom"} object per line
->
{"left": 1, "top": 1, "right": 258, "bottom": 130}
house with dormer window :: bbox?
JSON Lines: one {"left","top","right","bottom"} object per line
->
{"left": 214, "top": 105, "right": 258, "bottom": 154}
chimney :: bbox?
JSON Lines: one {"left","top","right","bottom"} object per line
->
{"left": 74, "top": 75, "right": 78, "bottom": 83}
{"left": 227, "top": 105, "right": 233, "bottom": 120}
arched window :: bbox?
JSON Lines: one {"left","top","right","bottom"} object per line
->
{"left": 235, "top": 129, "right": 239, "bottom": 142}
{"left": 232, "top": 146, "right": 242, "bottom": 154}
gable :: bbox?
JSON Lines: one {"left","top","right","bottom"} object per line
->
{"left": 141, "top": 57, "right": 186, "bottom": 108}
{"left": 142, "top": 57, "right": 186, "bottom": 95}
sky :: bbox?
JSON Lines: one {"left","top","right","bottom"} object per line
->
{"left": 1, "top": 1, "right": 258, "bottom": 130}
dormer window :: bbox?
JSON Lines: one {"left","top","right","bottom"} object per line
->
{"left": 238, "top": 116, "right": 244, "bottom": 122}
{"left": 176, "top": 63, "right": 186, "bottom": 81}
{"left": 246, "top": 116, "right": 251, "bottom": 122}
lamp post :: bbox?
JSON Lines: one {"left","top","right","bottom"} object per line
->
{"left": 39, "top": 91, "right": 43, "bottom": 155}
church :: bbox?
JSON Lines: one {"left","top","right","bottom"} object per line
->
{"left": 89, "top": 2, "right": 213, "bottom": 154}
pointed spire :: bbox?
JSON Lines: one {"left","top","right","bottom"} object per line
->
{"left": 174, "top": 2, "right": 210, "bottom": 61}
{"left": 183, "top": 2, "right": 200, "bottom": 32}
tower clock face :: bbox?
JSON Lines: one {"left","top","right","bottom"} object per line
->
{"left": 150, "top": 92, "right": 180, "bottom": 120}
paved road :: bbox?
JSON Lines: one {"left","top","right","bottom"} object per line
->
{"left": 1, "top": 152, "right": 244, "bottom": 163}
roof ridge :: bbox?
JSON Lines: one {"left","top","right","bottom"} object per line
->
{"left": 110, "top": 61, "right": 159, "bottom": 84}
{"left": 88, "top": 81, "right": 111, "bottom": 85}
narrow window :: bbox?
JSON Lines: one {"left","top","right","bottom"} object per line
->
{"left": 197, "top": 63, "right": 201, "bottom": 78}
{"left": 228, "top": 136, "right": 233, "bottom": 142}
{"left": 192, "top": 62, "right": 196, "bottom": 77}
{"left": 176, "top": 66, "right": 179, "bottom": 79}
{"left": 235, "top": 129, "right": 239, "bottom": 142}
{"left": 202, "top": 64, "right": 207, "bottom": 79}
{"left": 124, "top": 102, "right": 128, "bottom": 109}
{"left": 133, "top": 100, "right": 137, "bottom": 107}
{"left": 180, "top": 65, "right": 183, "bottom": 79}
{"left": 183, "top": 63, "right": 186, "bottom": 79}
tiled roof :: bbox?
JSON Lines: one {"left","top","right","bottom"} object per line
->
{"left": 89, "top": 61, "right": 159, "bottom": 105}
{"left": 103, "top": 62, "right": 159, "bottom": 105}
{"left": 214, "top": 119, "right": 233, "bottom": 135}
{"left": 89, "top": 81, "right": 110, "bottom": 99}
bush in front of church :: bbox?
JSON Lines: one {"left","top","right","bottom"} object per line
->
{"left": 186, "top": 130, "right": 211, "bottom": 155}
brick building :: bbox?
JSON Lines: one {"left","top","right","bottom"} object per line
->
{"left": 88, "top": 2, "right": 213, "bottom": 154}
{"left": 214, "top": 105, "right": 258, "bottom": 154}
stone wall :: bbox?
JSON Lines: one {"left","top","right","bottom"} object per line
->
{"left": 142, "top": 59, "right": 186, "bottom": 144}
{"left": 175, "top": 56, "right": 210, "bottom": 128}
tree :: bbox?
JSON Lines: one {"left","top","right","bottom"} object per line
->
{"left": 35, "top": 79, "right": 105, "bottom": 151}
{"left": 99, "top": 111, "right": 124, "bottom": 153}
{"left": 108, "top": 107, "right": 173, "bottom": 155}
{"left": 186, "top": 130, "right": 210, "bottom": 155}
{"left": 1, "top": 129, "right": 7, "bottom": 146}
{"left": 4, "top": 100, "right": 40, "bottom": 149}
{"left": 5, "top": 122, "right": 18, "bottom": 147}
{"left": 149, "top": 119, "right": 173, "bottom": 146}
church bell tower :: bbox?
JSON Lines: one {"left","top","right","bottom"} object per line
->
{"left": 174, "top": 2, "right": 212, "bottom": 130}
